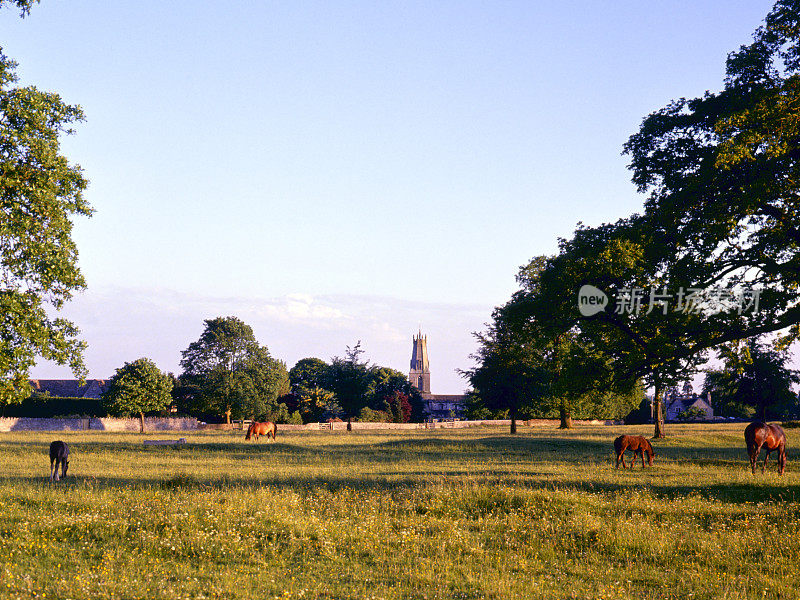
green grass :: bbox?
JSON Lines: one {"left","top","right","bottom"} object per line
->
{"left": 1, "top": 423, "right": 799, "bottom": 599}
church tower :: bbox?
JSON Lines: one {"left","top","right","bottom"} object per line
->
{"left": 409, "top": 330, "right": 431, "bottom": 395}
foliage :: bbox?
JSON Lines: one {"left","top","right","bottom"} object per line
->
{"left": 467, "top": 258, "right": 642, "bottom": 430}
{"left": 676, "top": 406, "right": 708, "bottom": 422}
{"left": 101, "top": 358, "right": 173, "bottom": 431}
{"left": 289, "top": 357, "right": 328, "bottom": 391}
{"left": 322, "top": 341, "right": 373, "bottom": 418}
{"left": 295, "top": 384, "right": 341, "bottom": 422}
{"left": 179, "top": 317, "right": 288, "bottom": 423}
{"left": 0, "top": 9, "right": 92, "bottom": 404}
{"left": 619, "top": 0, "right": 800, "bottom": 353}
{"left": 704, "top": 337, "right": 800, "bottom": 420}
{"left": 498, "top": 0, "right": 800, "bottom": 436}
{"left": 358, "top": 407, "right": 390, "bottom": 422}
{"left": 0, "top": 0, "right": 40, "bottom": 16}
{"left": 382, "top": 390, "right": 412, "bottom": 423}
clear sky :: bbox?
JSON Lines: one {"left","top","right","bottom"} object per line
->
{"left": 2, "top": 0, "right": 778, "bottom": 393}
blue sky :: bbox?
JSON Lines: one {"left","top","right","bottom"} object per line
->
{"left": 2, "top": 0, "right": 777, "bottom": 393}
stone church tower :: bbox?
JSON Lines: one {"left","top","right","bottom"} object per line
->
{"left": 409, "top": 330, "right": 431, "bottom": 395}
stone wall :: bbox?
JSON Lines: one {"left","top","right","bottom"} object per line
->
{"left": 0, "top": 417, "right": 619, "bottom": 433}
{"left": 0, "top": 417, "right": 198, "bottom": 432}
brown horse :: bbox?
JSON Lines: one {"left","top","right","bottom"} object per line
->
{"left": 614, "top": 435, "right": 654, "bottom": 469}
{"left": 245, "top": 421, "right": 277, "bottom": 442}
{"left": 745, "top": 421, "right": 786, "bottom": 475}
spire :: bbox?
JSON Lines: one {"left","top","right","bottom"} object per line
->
{"left": 409, "top": 329, "right": 430, "bottom": 394}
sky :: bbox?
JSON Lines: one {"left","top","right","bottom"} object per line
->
{"left": 1, "top": 0, "right": 779, "bottom": 393}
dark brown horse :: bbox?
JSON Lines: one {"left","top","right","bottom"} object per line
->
{"left": 745, "top": 421, "right": 786, "bottom": 475}
{"left": 614, "top": 435, "right": 654, "bottom": 469}
{"left": 245, "top": 421, "right": 277, "bottom": 442}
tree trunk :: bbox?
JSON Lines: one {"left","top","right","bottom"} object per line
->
{"left": 139, "top": 412, "right": 145, "bottom": 434}
{"left": 653, "top": 384, "right": 665, "bottom": 439}
{"left": 225, "top": 406, "right": 231, "bottom": 425}
{"left": 510, "top": 417, "right": 517, "bottom": 434}
{"left": 559, "top": 405, "right": 572, "bottom": 429}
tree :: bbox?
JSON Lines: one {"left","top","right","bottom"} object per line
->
{"left": 102, "top": 358, "right": 173, "bottom": 432}
{"left": 180, "top": 317, "right": 287, "bottom": 423}
{"left": 323, "top": 341, "right": 374, "bottom": 418}
{"left": 368, "top": 366, "right": 424, "bottom": 422}
{"left": 621, "top": 0, "right": 800, "bottom": 353}
{"left": 0, "top": 3, "right": 92, "bottom": 405}
{"left": 468, "top": 257, "right": 643, "bottom": 432}
{"left": 704, "top": 337, "right": 800, "bottom": 420}
{"left": 289, "top": 357, "right": 329, "bottom": 391}
{"left": 296, "top": 384, "right": 341, "bottom": 422}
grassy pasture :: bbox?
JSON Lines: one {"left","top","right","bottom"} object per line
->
{"left": 0, "top": 423, "right": 799, "bottom": 599}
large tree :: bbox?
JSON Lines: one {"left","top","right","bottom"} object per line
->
{"left": 180, "top": 317, "right": 288, "bottom": 423}
{"left": 621, "top": 0, "right": 800, "bottom": 352}
{"left": 468, "top": 259, "right": 642, "bottom": 432}
{"left": 102, "top": 358, "right": 173, "bottom": 432}
{"left": 704, "top": 337, "right": 800, "bottom": 420}
{"left": 0, "top": 2, "right": 92, "bottom": 404}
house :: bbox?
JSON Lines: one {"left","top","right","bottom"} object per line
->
{"left": 664, "top": 383, "right": 713, "bottom": 421}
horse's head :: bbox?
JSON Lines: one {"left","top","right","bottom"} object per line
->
{"left": 62, "top": 459, "right": 69, "bottom": 478}
{"left": 646, "top": 441, "right": 655, "bottom": 465}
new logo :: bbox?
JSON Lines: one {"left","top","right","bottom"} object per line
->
{"left": 578, "top": 285, "right": 608, "bottom": 316}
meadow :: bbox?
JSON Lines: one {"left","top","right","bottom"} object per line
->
{"left": 0, "top": 423, "right": 799, "bottom": 600}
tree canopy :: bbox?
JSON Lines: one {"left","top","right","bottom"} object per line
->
{"left": 0, "top": 5, "right": 91, "bottom": 404}
{"left": 474, "top": 1, "right": 800, "bottom": 435}
{"left": 102, "top": 358, "right": 173, "bottom": 432}
{"left": 179, "top": 317, "right": 289, "bottom": 423}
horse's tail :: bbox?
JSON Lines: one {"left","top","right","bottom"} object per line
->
{"left": 613, "top": 436, "right": 623, "bottom": 454}
{"left": 273, "top": 422, "right": 278, "bottom": 439}
{"left": 245, "top": 425, "right": 252, "bottom": 440}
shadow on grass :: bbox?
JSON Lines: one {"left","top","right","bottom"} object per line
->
{"left": 4, "top": 468, "right": 799, "bottom": 506}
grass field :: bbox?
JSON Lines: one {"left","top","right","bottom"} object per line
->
{"left": 1, "top": 423, "right": 799, "bottom": 600}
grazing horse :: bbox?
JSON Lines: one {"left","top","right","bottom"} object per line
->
{"left": 614, "top": 435, "right": 654, "bottom": 469}
{"left": 49, "top": 441, "right": 70, "bottom": 481}
{"left": 745, "top": 421, "right": 786, "bottom": 475}
{"left": 245, "top": 421, "right": 277, "bottom": 442}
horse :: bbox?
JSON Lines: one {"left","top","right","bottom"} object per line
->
{"left": 745, "top": 421, "right": 786, "bottom": 475}
{"left": 49, "top": 440, "right": 70, "bottom": 481}
{"left": 614, "top": 435, "right": 654, "bottom": 469}
{"left": 245, "top": 421, "right": 277, "bottom": 442}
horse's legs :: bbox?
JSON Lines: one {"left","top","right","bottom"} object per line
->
{"left": 50, "top": 458, "right": 56, "bottom": 481}
{"left": 52, "top": 459, "right": 60, "bottom": 482}
{"left": 763, "top": 448, "right": 771, "bottom": 473}
{"left": 641, "top": 448, "right": 646, "bottom": 469}
{"left": 779, "top": 443, "right": 787, "bottom": 475}
{"left": 749, "top": 444, "right": 760, "bottom": 474}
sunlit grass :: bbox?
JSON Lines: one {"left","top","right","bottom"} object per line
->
{"left": 0, "top": 424, "right": 798, "bottom": 599}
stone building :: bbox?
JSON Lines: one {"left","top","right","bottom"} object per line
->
{"left": 664, "top": 382, "right": 714, "bottom": 421}
{"left": 408, "top": 331, "right": 466, "bottom": 419}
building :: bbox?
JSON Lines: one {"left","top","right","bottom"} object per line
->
{"left": 664, "top": 382, "right": 714, "bottom": 421}
{"left": 408, "top": 330, "right": 466, "bottom": 419}
{"left": 29, "top": 379, "right": 108, "bottom": 399}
